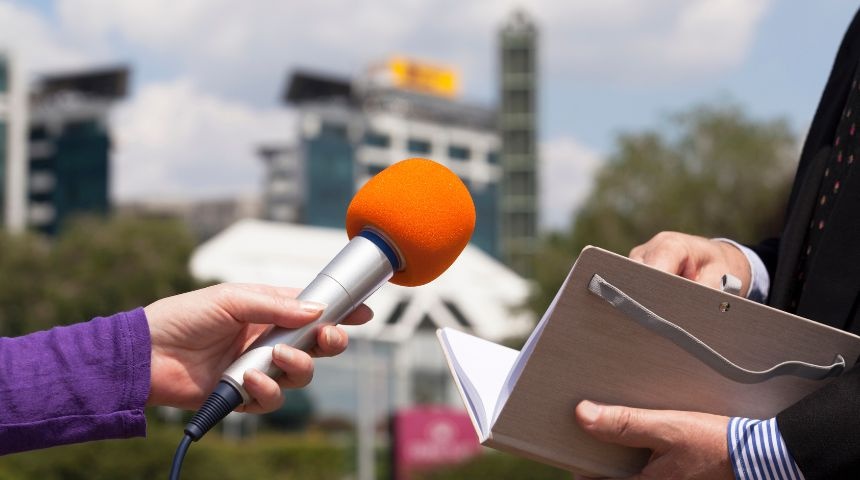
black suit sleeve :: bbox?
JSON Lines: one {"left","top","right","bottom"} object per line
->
{"left": 748, "top": 8, "right": 860, "bottom": 479}
{"left": 776, "top": 363, "right": 860, "bottom": 479}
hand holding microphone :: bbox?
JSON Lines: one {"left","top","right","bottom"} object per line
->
{"left": 169, "top": 158, "right": 476, "bottom": 479}
{"left": 145, "top": 284, "right": 373, "bottom": 413}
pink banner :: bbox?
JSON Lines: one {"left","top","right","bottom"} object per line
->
{"left": 392, "top": 406, "right": 481, "bottom": 480}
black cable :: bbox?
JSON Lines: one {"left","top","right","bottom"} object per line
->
{"left": 168, "top": 381, "right": 245, "bottom": 480}
{"left": 169, "top": 434, "right": 193, "bottom": 480}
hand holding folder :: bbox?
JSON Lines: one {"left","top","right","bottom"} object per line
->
{"left": 438, "top": 246, "right": 860, "bottom": 477}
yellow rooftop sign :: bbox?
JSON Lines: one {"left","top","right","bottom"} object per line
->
{"left": 386, "top": 57, "right": 459, "bottom": 98}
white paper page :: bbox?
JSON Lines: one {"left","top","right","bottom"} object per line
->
{"left": 492, "top": 267, "right": 575, "bottom": 423}
{"left": 438, "top": 327, "right": 520, "bottom": 440}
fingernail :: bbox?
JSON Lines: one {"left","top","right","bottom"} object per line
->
{"left": 300, "top": 301, "right": 326, "bottom": 313}
{"left": 246, "top": 368, "right": 265, "bottom": 382}
{"left": 579, "top": 400, "right": 601, "bottom": 425}
{"left": 274, "top": 344, "right": 292, "bottom": 363}
{"left": 325, "top": 327, "right": 339, "bottom": 347}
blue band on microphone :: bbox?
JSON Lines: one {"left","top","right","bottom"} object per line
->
{"left": 359, "top": 229, "right": 401, "bottom": 271}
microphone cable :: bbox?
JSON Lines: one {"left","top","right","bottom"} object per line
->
{"left": 168, "top": 381, "right": 245, "bottom": 480}
{"left": 168, "top": 435, "right": 191, "bottom": 480}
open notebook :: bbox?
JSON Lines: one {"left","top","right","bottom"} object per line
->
{"left": 436, "top": 279, "right": 559, "bottom": 443}
{"left": 437, "top": 246, "right": 860, "bottom": 477}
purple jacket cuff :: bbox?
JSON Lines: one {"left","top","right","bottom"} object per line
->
{"left": 0, "top": 308, "right": 151, "bottom": 454}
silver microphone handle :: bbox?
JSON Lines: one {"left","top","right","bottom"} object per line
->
{"left": 221, "top": 235, "right": 394, "bottom": 403}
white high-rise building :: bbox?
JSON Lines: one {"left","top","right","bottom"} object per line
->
{"left": 264, "top": 59, "right": 503, "bottom": 259}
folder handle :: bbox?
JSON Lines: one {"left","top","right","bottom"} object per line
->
{"left": 588, "top": 274, "right": 846, "bottom": 384}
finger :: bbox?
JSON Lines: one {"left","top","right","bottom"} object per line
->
{"left": 240, "top": 368, "right": 284, "bottom": 414}
{"left": 223, "top": 284, "right": 372, "bottom": 327}
{"left": 215, "top": 284, "right": 326, "bottom": 329}
{"left": 699, "top": 264, "right": 729, "bottom": 290}
{"left": 642, "top": 246, "right": 688, "bottom": 276}
{"left": 575, "top": 401, "right": 669, "bottom": 450}
{"left": 272, "top": 344, "right": 315, "bottom": 388}
{"left": 340, "top": 304, "right": 374, "bottom": 325}
{"left": 629, "top": 244, "right": 646, "bottom": 262}
{"left": 229, "top": 283, "right": 302, "bottom": 297}
{"left": 310, "top": 326, "right": 349, "bottom": 357}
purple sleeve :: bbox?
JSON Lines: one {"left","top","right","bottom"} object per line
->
{"left": 0, "top": 308, "right": 151, "bottom": 454}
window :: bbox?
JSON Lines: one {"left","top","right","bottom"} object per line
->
{"left": 412, "top": 369, "right": 448, "bottom": 404}
{"left": 29, "top": 125, "right": 49, "bottom": 141}
{"left": 504, "top": 47, "right": 531, "bottom": 73}
{"left": 407, "top": 138, "right": 431, "bottom": 154}
{"left": 508, "top": 212, "right": 535, "bottom": 238}
{"left": 305, "top": 134, "right": 354, "bottom": 228}
{"left": 504, "top": 130, "right": 532, "bottom": 155}
{"left": 363, "top": 131, "right": 390, "bottom": 148}
{"left": 0, "top": 58, "right": 7, "bottom": 93}
{"left": 470, "top": 183, "right": 498, "bottom": 257}
{"left": 448, "top": 145, "right": 471, "bottom": 160}
{"left": 367, "top": 164, "right": 387, "bottom": 176}
{"left": 504, "top": 89, "right": 531, "bottom": 112}
{"left": 0, "top": 121, "right": 6, "bottom": 159}
{"left": 443, "top": 301, "right": 471, "bottom": 327}
{"left": 63, "top": 120, "right": 100, "bottom": 137}
{"left": 508, "top": 170, "right": 535, "bottom": 196}
{"left": 320, "top": 122, "right": 348, "bottom": 140}
{"left": 385, "top": 299, "right": 409, "bottom": 324}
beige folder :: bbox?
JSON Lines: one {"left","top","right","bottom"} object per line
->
{"left": 437, "top": 246, "right": 860, "bottom": 477}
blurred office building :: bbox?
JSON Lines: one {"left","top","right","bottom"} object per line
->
{"left": 262, "top": 11, "right": 539, "bottom": 276}
{"left": 264, "top": 57, "right": 502, "bottom": 258}
{"left": 27, "top": 66, "right": 129, "bottom": 235}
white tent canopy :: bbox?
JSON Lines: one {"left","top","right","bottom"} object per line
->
{"left": 190, "top": 219, "right": 533, "bottom": 343}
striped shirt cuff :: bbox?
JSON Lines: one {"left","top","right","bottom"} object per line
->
{"left": 728, "top": 417, "right": 804, "bottom": 480}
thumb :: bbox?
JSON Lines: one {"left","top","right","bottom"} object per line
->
{"left": 575, "top": 400, "right": 668, "bottom": 450}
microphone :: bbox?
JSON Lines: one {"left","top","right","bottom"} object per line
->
{"left": 171, "top": 158, "right": 476, "bottom": 477}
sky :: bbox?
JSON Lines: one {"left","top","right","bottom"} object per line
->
{"left": 1, "top": 0, "right": 858, "bottom": 231}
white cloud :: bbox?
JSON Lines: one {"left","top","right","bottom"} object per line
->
{"left": 112, "top": 78, "right": 294, "bottom": 200}
{"left": 0, "top": 1, "right": 95, "bottom": 76}
{"left": 539, "top": 136, "right": 602, "bottom": 231}
{"left": 53, "top": 0, "right": 773, "bottom": 102}
{"left": 542, "top": 0, "right": 772, "bottom": 84}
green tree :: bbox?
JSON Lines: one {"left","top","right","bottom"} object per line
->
{"left": 529, "top": 102, "right": 797, "bottom": 314}
{"left": 0, "top": 216, "right": 201, "bottom": 336}
{"left": 0, "top": 231, "right": 52, "bottom": 335}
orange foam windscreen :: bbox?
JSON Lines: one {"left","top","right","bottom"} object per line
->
{"left": 346, "top": 158, "right": 476, "bottom": 286}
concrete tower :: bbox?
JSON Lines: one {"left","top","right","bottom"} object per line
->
{"left": 499, "top": 10, "right": 538, "bottom": 278}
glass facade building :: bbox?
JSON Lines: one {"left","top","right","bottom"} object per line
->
{"left": 274, "top": 71, "right": 503, "bottom": 258}
{"left": 27, "top": 67, "right": 128, "bottom": 235}
{"left": 29, "top": 120, "right": 110, "bottom": 235}
{"left": 304, "top": 121, "right": 355, "bottom": 228}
